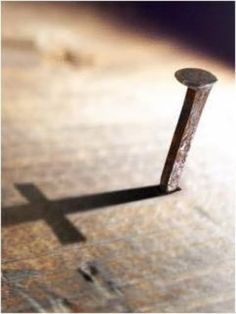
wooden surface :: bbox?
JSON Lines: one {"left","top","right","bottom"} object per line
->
{"left": 2, "top": 2, "right": 235, "bottom": 313}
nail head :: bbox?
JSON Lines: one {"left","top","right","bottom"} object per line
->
{"left": 175, "top": 68, "right": 217, "bottom": 89}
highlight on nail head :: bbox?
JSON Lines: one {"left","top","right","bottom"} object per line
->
{"left": 175, "top": 68, "right": 218, "bottom": 89}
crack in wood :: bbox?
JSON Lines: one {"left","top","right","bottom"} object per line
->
{"left": 77, "top": 260, "right": 132, "bottom": 311}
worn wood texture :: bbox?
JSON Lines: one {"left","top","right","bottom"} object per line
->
{"left": 2, "top": 2, "right": 235, "bottom": 313}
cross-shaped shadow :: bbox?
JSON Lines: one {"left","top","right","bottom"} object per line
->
{"left": 2, "top": 184, "right": 180, "bottom": 245}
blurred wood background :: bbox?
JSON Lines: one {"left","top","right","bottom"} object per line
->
{"left": 2, "top": 2, "right": 235, "bottom": 313}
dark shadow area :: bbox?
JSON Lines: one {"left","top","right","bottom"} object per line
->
{"left": 2, "top": 183, "right": 179, "bottom": 245}
{"left": 92, "top": 1, "right": 235, "bottom": 67}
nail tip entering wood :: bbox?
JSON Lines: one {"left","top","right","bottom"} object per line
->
{"left": 159, "top": 184, "right": 181, "bottom": 194}
{"left": 175, "top": 68, "right": 218, "bottom": 89}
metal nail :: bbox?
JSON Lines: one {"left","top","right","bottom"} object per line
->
{"left": 160, "top": 68, "right": 217, "bottom": 192}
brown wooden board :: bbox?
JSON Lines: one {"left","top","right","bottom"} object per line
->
{"left": 2, "top": 2, "right": 235, "bottom": 313}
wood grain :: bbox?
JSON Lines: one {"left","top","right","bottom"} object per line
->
{"left": 2, "top": 2, "right": 235, "bottom": 313}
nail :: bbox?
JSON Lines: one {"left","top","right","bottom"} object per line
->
{"left": 160, "top": 68, "right": 217, "bottom": 192}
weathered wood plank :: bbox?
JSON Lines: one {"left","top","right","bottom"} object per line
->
{"left": 2, "top": 2, "right": 234, "bottom": 313}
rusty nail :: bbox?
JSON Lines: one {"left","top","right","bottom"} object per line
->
{"left": 160, "top": 68, "right": 217, "bottom": 192}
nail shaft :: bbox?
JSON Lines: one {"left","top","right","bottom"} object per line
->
{"left": 160, "top": 68, "right": 217, "bottom": 192}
